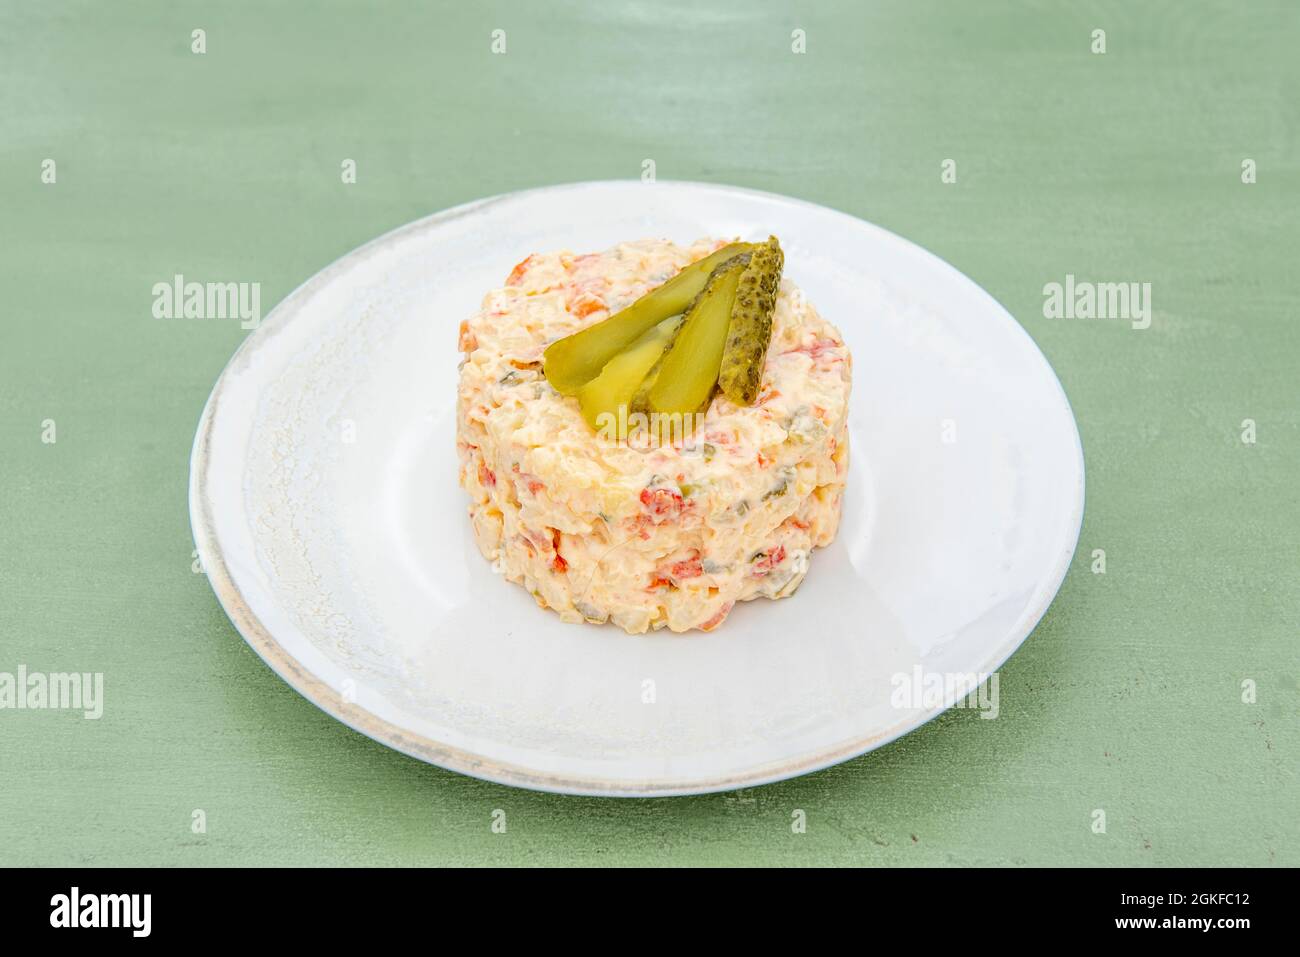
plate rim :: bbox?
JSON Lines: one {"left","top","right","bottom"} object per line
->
{"left": 189, "top": 178, "right": 1086, "bottom": 797}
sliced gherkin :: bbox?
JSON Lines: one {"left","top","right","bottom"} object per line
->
{"left": 628, "top": 324, "right": 677, "bottom": 414}
{"left": 577, "top": 315, "right": 683, "bottom": 433}
{"left": 647, "top": 255, "right": 748, "bottom": 419}
{"left": 630, "top": 257, "right": 733, "bottom": 414}
{"left": 627, "top": 359, "right": 661, "bottom": 415}
{"left": 718, "top": 236, "right": 783, "bottom": 405}
{"left": 543, "top": 242, "right": 753, "bottom": 395}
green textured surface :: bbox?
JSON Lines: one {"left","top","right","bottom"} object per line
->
{"left": 1, "top": 0, "right": 1296, "bottom": 867}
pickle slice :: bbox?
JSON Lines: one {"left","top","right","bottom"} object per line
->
{"left": 628, "top": 307, "right": 691, "bottom": 414}
{"left": 628, "top": 346, "right": 666, "bottom": 415}
{"left": 718, "top": 236, "right": 783, "bottom": 405}
{"left": 543, "top": 242, "right": 753, "bottom": 395}
{"left": 577, "top": 315, "right": 683, "bottom": 433}
{"left": 647, "top": 256, "right": 748, "bottom": 419}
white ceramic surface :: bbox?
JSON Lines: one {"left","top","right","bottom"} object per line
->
{"left": 189, "top": 180, "right": 1084, "bottom": 796}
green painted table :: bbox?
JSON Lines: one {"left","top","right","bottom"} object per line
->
{"left": 2, "top": 1, "right": 1295, "bottom": 866}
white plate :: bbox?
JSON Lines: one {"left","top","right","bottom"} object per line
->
{"left": 190, "top": 181, "right": 1084, "bottom": 796}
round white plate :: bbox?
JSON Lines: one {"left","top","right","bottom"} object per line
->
{"left": 190, "top": 180, "right": 1084, "bottom": 796}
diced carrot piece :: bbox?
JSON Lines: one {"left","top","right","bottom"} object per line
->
{"left": 506, "top": 255, "right": 535, "bottom": 286}
{"left": 699, "top": 602, "right": 734, "bottom": 632}
{"left": 569, "top": 293, "right": 605, "bottom": 318}
{"left": 458, "top": 319, "right": 477, "bottom": 352}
